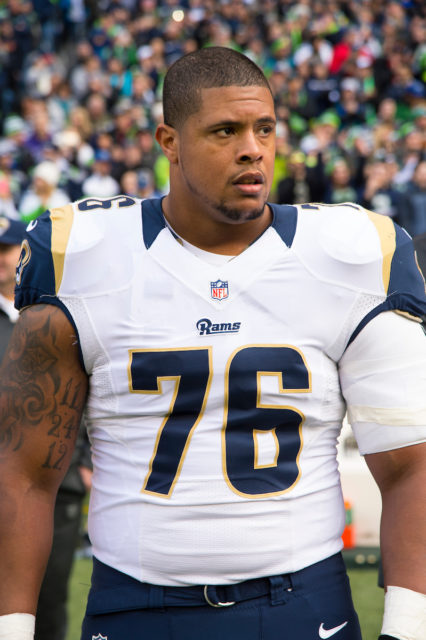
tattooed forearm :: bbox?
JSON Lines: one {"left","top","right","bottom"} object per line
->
{"left": 42, "top": 441, "right": 68, "bottom": 470}
{"left": 0, "top": 305, "right": 88, "bottom": 471}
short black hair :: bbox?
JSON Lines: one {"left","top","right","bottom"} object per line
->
{"left": 163, "top": 46, "right": 272, "bottom": 129}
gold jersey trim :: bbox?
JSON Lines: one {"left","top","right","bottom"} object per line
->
{"left": 366, "top": 210, "right": 396, "bottom": 294}
{"left": 50, "top": 204, "right": 74, "bottom": 294}
{"left": 348, "top": 405, "right": 426, "bottom": 426}
{"left": 394, "top": 310, "right": 423, "bottom": 323}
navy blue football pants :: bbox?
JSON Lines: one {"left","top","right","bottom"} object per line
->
{"left": 81, "top": 553, "right": 362, "bottom": 639}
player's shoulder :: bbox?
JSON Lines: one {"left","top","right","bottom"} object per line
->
{"left": 271, "top": 201, "right": 385, "bottom": 260}
{"left": 68, "top": 194, "right": 166, "bottom": 251}
{"left": 15, "top": 195, "right": 164, "bottom": 307}
{"left": 70, "top": 193, "right": 146, "bottom": 242}
{"left": 21, "top": 195, "right": 145, "bottom": 250}
{"left": 295, "top": 201, "right": 393, "bottom": 265}
{"left": 276, "top": 201, "right": 419, "bottom": 298}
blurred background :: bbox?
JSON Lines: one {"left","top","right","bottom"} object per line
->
{"left": 0, "top": 0, "right": 425, "bottom": 235}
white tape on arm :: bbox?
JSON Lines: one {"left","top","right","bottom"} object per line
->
{"left": 0, "top": 613, "right": 35, "bottom": 640}
{"left": 381, "top": 586, "right": 426, "bottom": 640}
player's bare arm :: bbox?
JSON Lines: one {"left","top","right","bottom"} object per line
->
{"left": 366, "top": 442, "right": 426, "bottom": 595}
{"left": 0, "top": 304, "right": 88, "bottom": 615}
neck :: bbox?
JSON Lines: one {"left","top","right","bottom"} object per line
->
{"left": 162, "top": 195, "right": 272, "bottom": 256}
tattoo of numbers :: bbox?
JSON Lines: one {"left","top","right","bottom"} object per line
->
{"left": 0, "top": 306, "right": 85, "bottom": 470}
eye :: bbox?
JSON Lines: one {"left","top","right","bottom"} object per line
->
{"left": 216, "top": 126, "right": 235, "bottom": 137}
{"left": 258, "top": 124, "right": 275, "bottom": 137}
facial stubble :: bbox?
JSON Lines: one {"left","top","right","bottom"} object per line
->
{"left": 181, "top": 157, "right": 267, "bottom": 223}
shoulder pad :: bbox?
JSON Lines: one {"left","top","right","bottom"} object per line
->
{"left": 15, "top": 196, "right": 146, "bottom": 308}
{"left": 317, "top": 204, "right": 388, "bottom": 266}
{"left": 293, "top": 203, "right": 402, "bottom": 293}
{"left": 293, "top": 202, "right": 425, "bottom": 320}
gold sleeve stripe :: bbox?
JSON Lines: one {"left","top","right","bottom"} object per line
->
{"left": 348, "top": 405, "right": 426, "bottom": 426}
{"left": 366, "top": 211, "right": 396, "bottom": 294}
{"left": 50, "top": 204, "right": 74, "bottom": 294}
{"left": 394, "top": 310, "right": 423, "bottom": 323}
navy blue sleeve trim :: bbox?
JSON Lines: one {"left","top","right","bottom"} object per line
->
{"left": 270, "top": 204, "right": 298, "bottom": 248}
{"left": 346, "top": 293, "right": 426, "bottom": 350}
{"left": 388, "top": 224, "right": 425, "bottom": 299}
{"left": 141, "top": 197, "right": 167, "bottom": 249}
{"left": 14, "top": 211, "right": 56, "bottom": 308}
{"left": 15, "top": 285, "right": 48, "bottom": 311}
{"left": 346, "top": 227, "right": 426, "bottom": 350}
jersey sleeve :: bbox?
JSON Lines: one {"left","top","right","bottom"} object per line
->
{"left": 339, "top": 311, "right": 426, "bottom": 455}
{"left": 345, "top": 212, "right": 426, "bottom": 347}
{"left": 293, "top": 203, "right": 426, "bottom": 359}
{"left": 15, "top": 205, "right": 75, "bottom": 311}
{"left": 15, "top": 196, "right": 146, "bottom": 313}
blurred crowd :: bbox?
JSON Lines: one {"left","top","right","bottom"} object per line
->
{"left": 0, "top": 0, "right": 425, "bottom": 235}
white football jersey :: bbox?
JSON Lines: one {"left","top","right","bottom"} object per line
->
{"left": 15, "top": 196, "right": 426, "bottom": 586}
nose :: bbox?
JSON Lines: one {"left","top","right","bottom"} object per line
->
{"left": 236, "top": 130, "right": 263, "bottom": 164}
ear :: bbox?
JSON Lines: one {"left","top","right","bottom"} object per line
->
{"left": 155, "top": 124, "right": 179, "bottom": 164}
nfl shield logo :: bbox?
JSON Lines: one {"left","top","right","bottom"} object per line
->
{"left": 92, "top": 635, "right": 108, "bottom": 640}
{"left": 211, "top": 279, "right": 229, "bottom": 301}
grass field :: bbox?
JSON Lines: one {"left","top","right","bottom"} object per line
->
{"left": 66, "top": 557, "right": 383, "bottom": 639}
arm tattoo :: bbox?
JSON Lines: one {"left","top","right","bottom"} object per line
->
{"left": 0, "top": 306, "right": 87, "bottom": 470}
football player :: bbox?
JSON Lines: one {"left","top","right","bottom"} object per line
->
{"left": 0, "top": 47, "right": 425, "bottom": 640}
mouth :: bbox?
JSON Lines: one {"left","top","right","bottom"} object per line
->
{"left": 232, "top": 172, "right": 265, "bottom": 195}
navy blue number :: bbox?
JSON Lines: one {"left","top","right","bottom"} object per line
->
{"left": 78, "top": 196, "right": 136, "bottom": 211}
{"left": 224, "top": 346, "right": 310, "bottom": 497}
{"left": 300, "top": 203, "right": 359, "bottom": 210}
{"left": 129, "top": 349, "right": 211, "bottom": 497}
{"left": 130, "top": 346, "right": 310, "bottom": 498}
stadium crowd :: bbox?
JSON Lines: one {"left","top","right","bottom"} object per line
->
{"left": 0, "top": 0, "right": 425, "bottom": 236}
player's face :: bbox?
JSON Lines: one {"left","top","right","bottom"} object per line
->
{"left": 0, "top": 243, "right": 21, "bottom": 290}
{"left": 175, "top": 85, "right": 276, "bottom": 225}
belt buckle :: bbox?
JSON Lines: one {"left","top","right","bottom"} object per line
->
{"left": 203, "top": 585, "right": 236, "bottom": 608}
